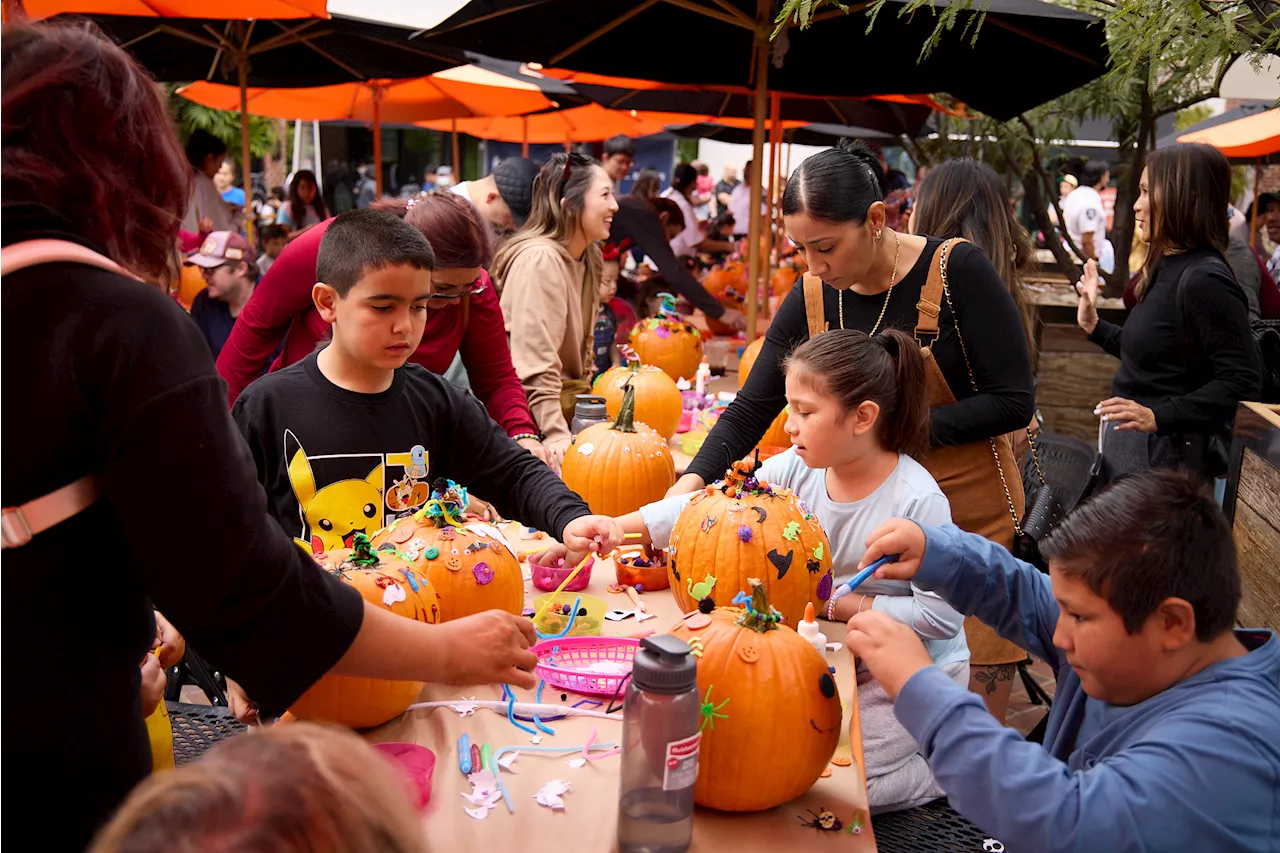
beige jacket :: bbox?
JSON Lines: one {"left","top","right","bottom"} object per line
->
{"left": 497, "top": 237, "right": 598, "bottom": 448}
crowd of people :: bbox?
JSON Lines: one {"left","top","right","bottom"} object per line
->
{"left": 3, "top": 19, "right": 1279, "bottom": 853}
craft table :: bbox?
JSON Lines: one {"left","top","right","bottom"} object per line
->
{"left": 367, "top": 542, "right": 878, "bottom": 852}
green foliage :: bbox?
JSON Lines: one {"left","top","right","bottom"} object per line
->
{"left": 167, "top": 84, "right": 279, "bottom": 165}
{"left": 1175, "top": 104, "right": 1215, "bottom": 131}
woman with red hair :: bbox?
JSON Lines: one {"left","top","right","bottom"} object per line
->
{"left": 2, "top": 22, "right": 545, "bottom": 848}
{"left": 216, "top": 192, "right": 548, "bottom": 463}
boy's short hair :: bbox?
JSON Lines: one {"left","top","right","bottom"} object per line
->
{"left": 603, "top": 135, "right": 635, "bottom": 158}
{"left": 259, "top": 224, "right": 288, "bottom": 244}
{"left": 1039, "top": 469, "right": 1240, "bottom": 642}
{"left": 316, "top": 209, "right": 436, "bottom": 297}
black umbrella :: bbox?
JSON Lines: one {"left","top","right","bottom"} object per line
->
{"left": 421, "top": 0, "right": 1108, "bottom": 338}
{"left": 666, "top": 121, "right": 902, "bottom": 147}
{"left": 421, "top": 0, "right": 1107, "bottom": 122}
{"left": 76, "top": 14, "right": 463, "bottom": 225}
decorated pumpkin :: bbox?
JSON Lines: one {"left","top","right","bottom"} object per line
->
{"left": 593, "top": 347, "right": 682, "bottom": 440}
{"left": 369, "top": 481, "right": 523, "bottom": 622}
{"left": 630, "top": 316, "right": 703, "bottom": 382}
{"left": 289, "top": 537, "right": 438, "bottom": 728}
{"left": 737, "top": 336, "right": 789, "bottom": 448}
{"left": 667, "top": 458, "right": 832, "bottom": 629}
{"left": 562, "top": 381, "right": 675, "bottom": 517}
{"left": 702, "top": 264, "right": 747, "bottom": 300}
{"left": 669, "top": 580, "right": 840, "bottom": 811}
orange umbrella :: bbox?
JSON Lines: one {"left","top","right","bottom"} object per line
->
{"left": 417, "top": 104, "right": 690, "bottom": 144}
{"left": 179, "top": 65, "right": 554, "bottom": 193}
{"left": 2, "top": 0, "right": 324, "bottom": 19}
{"left": 1177, "top": 107, "right": 1280, "bottom": 159}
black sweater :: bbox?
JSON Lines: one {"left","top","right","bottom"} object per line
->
{"left": 1089, "top": 250, "right": 1260, "bottom": 434}
{"left": 609, "top": 195, "right": 723, "bottom": 317}
{"left": 1, "top": 204, "right": 364, "bottom": 848}
{"left": 232, "top": 352, "right": 593, "bottom": 547}
{"left": 687, "top": 238, "right": 1035, "bottom": 484}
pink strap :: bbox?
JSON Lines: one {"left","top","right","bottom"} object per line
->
{"left": 1, "top": 239, "right": 136, "bottom": 280}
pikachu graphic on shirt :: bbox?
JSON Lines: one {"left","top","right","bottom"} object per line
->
{"left": 284, "top": 429, "right": 383, "bottom": 554}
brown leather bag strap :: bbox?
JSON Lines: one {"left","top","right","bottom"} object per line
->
{"left": 802, "top": 273, "right": 828, "bottom": 340}
{"left": 914, "top": 238, "right": 966, "bottom": 347}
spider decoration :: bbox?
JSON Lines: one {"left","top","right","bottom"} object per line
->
{"left": 698, "top": 685, "right": 730, "bottom": 732}
{"left": 797, "top": 808, "right": 843, "bottom": 832}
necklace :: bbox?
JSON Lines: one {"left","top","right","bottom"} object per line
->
{"left": 839, "top": 229, "right": 901, "bottom": 334}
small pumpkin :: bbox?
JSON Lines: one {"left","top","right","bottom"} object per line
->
{"left": 771, "top": 267, "right": 800, "bottom": 298}
{"left": 289, "top": 537, "right": 438, "bottom": 729}
{"left": 369, "top": 480, "right": 523, "bottom": 622}
{"left": 630, "top": 317, "right": 703, "bottom": 382}
{"left": 667, "top": 458, "right": 832, "bottom": 628}
{"left": 669, "top": 579, "right": 840, "bottom": 811}
{"left": 562, "top": 380, "right": 675, "bottom": 517}
{"left": 737, "top": 336, "right": 790, "bottom": 449}
{"left": 702, "top": 264, "right": 747, "bottom": 300}
{"left": 593, "top": 347, "right": 682, "bottom": 440}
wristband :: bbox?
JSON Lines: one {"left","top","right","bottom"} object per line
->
{"left": 512, "top": 433, "right": 543, "bottom": 443}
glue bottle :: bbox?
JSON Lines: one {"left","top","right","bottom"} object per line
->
{"left": 694, "top": 359, "right": 711, "bottom": 397}
{"left": 617, "top": 634, "right": 699, "bottom": 853}
{"left": 798, "top": 602, "right": 829, "bottom": 660}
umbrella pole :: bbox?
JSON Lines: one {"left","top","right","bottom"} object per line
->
{"left": 452, "top": 119, "right": 461, "bottom": 180}
{"left": 762, "top": 91, "right": 781, "bottom": 320}
{"left": 239, "top": 54, "right": 254, "bottom": 248}
{"left": 1251, "top": 158, "right": 1261, "bottom": 250}
{"left": 522, "top": 116, "right": 530, "bottom": 158}
{"left": 373, "top": 87, "right": 383, "bottom": 199}
{"left": 745, "top": 4, "right": 769, "bottom": 342}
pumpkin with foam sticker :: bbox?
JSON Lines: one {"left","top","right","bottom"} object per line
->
{"left": 288, "top": 539, "right": 437, "bottom": 729}
{"left": 666, "top": 458, "right": 833, "bottom": 629}
{"left": 369, "top": 480, "right": 523, "bottom": 622}
{"left": 668, "top": 579, "right": 840, "bottom": 811}
{"left": 630, "top": 316, "right": 703, "bottom": 382}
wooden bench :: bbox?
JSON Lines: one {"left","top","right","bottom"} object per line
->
{"left": 1224, "top": 403, "right": 1280, "bottom": 633}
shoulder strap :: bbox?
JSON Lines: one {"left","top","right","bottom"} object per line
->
{"left": 802, "top": 273, "right": 827, "bottom": 340}
{"left": 914, "top": 238, "right": 967, "bottom": 347}
{"left": 1, "top": 239, "right": 136, "bottom": 280}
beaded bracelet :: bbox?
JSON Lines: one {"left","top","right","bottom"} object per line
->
{"left": 511, "top": 433, "right": 542, "bottom": 443}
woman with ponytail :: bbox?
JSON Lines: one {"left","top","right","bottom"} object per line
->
{"left": 533, "top": 328, "right": 967, "bottom": 813}
{"left": 671, "top": 139, "right": 1035, "bottom": 722}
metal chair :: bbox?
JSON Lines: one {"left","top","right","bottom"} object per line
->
{"left": 163, "top": 645, "right": 229, "bottom": 708}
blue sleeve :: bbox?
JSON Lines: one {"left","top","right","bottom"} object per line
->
{"left": 914, "top": 523, "right": 1065, "bottom": 671}
{"left": 896, "top": 668, "right": 1280, "bottom": 851}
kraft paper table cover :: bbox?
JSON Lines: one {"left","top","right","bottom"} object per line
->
{"left": 364, "top": 549, "right": 877, "bottom": 853}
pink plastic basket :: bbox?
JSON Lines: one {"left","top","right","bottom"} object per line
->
{"left": 533, "top": 636, "right": 639, "bottom": 696}
{"left": 373, "top": 742, "right": 435, "bottom": 809}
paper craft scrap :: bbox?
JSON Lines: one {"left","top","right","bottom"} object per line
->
{"left": 462, "top": 768, "right": 503, "bottom": 819}
{"left": 534, "top": 779, "right": 571, "bottom": 810}
{"left": 498, "top": 752, "right": 519, "bottom": 772}
{"left": 381, "top": 582, "right": 406, "bottom": 606}
{"left": 449, "top": 696, "right": 479, "bottom": 717}
{"left": 531, "top": 734, "right": 544, "bottom": 745}
{"left": 567, "top": 758, "right": 587, "bottom": 769}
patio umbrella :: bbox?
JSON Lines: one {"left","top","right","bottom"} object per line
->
{"left": 418, "top": 0, "right": 1102, "bottom": 338}
{"left": 416, "top": 103, "right": 684, "bottom": 144}
{"left": 178, "top": 65, "right": 554, "bottom": 193}
{"left": 3, "top": 0, "right": 325, "bottom": 19}
{"left": 70, "top": 14, "right": 463, "bottom": 233}
{"left": 1177, "top": 107, "right": 1280, "bottom": 248}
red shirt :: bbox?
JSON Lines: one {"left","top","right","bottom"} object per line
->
{"left": 216, "top": 218, "right": 538, "bottom": 438}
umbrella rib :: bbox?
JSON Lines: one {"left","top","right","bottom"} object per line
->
{"left": 294, "top": 34, "right": 366, "bottom": 79}
{"left": 352, "top": 34, "right": 463, "bottom": 66}
{"left": 987, "top": 17, "right": 1102, "bottom": 66}
{"left": 549, "top": 0, "right": 663, "bottom": 66}
{"left": 251, "top": 20, "right": 325, "bottom": 54}
{"left": 803, "top": 2, "right": 872, "bottom": 26}
{"left": 423, "top": 0, "right": 550, "bottom": 38}
{"left": 660, "top": 0, "right": 756, "bottom": 30}
{"left": 824, "top": 98, "right": 849, "bottom": 125}
{"left": 702, "top": 0, "right": 757, "bottom": 29}
{"left": 717, "top": 90, "right": 733, "bottom": 117}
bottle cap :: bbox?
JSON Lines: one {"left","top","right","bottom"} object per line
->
{"left": 631, "top": 634, "right": 697, "bottom": 695}
{"left": 574, "top": 394, "right": 608, "bottom": 421}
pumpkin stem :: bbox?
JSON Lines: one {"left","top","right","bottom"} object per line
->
{"left": 620, "top": 344, "right": 641, "bottom": 371}
{"left": 735, "top": 578, "right": 781, "bottom": 633}
{"left": 415, "top": 479, "right": 470, "bottom": 529}
{"left": 612, "top": 379, "right": 639, "bottom": 433}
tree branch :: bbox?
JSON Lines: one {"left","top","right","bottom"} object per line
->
{"left": 1016, "top": 114, "right": 1088, "bottom": 274}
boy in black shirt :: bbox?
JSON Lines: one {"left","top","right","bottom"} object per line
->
{"left": 233, "top": 209, "right": 620, "bottom": 556}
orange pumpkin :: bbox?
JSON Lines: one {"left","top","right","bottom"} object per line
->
{"left": 593, "top": 350, "right": 682, "bottom": 440}
{"left": 667, "top": 459, "right": 833, "bottom": 629}
{"left": 175, "top": 264, "right": 207, "bottom": 310}
{"left": 771, "top": 267, "right": 799, "bottom": 298}
{"left": 562, "top": 381, "right": 675, "bottom": 517}
{"left": 630, "top": 317, "right": 703, "bottom": 382}
{"left": 702, "top": 265, "right": 747, "bottom": 300}
{"left": 289, "top": 539, "right": 438, "bottom": 729}
{"left": 737, "top": 336, "right": 789, "bottom": 448}
{"left": 369, "top": 481, "right": 523, "bottom": 622}
{"left": 669, "top": 579, "right": 840, "bottom": 811}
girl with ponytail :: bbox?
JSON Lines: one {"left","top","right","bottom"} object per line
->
{"left": 532, "top": 327, "right": 968, "bottom": 813}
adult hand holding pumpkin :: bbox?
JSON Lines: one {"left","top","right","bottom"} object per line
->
{"left": 561, "top": 514, "right": 625, "bottom": 558}
{"left": 844, "top": 610, "right": 936, "bottom": 701}
{"left": 857, "top": 517, "right": 929, "bottom": 581}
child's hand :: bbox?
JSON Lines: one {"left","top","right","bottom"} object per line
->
{"left": 529, "top": 544, "right": 569, "bottom": 566}
{"left": 859, "top": 518, "right": 928, "bottom": 580}
{"left": 435, "top": 611, "right": 539, "bottom": 690}
{"left": 562, "top": 514, "right": 624, "bottom": 557}
{"left": 139, "top": 652, "right": 167, "bottom": 717}
{"left": 844, "top": 611, "right": 934, "bottom": 700}
{"left": 226, "top": 678, "right": 261, "bottom": 726}
{"left": 152, "top": 610, "right": 186, "bottom": 669}
{"left": 545, "top": 437, "right": 570, "bottom": 474}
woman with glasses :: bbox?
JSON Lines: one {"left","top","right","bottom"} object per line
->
{"left": 494, "top": 153, "right": 619, "bottom": 472}
{"left": 216, "top": 191, "right": 548, "bottom": 465}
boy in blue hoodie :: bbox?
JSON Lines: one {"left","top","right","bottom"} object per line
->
{"left": 846, "top": 469, "right": 1280, "bottom": 852}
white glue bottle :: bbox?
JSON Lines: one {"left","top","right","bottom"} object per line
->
{"left": 694, "top": 359, "right": 711, "bottom": 397}
{"left": 798, "top": 602, "right": 829, "bottom": 662}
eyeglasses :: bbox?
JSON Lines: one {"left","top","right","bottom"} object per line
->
{"left": 428, "top": 279, "right": 488, "bottom": 301}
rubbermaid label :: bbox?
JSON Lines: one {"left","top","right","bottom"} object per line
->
{"left": 661, "top": 732, "right": 701, "bottom": 791}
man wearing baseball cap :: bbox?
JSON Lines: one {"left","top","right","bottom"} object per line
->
{"left": 450, "top": 156, "right": 538, "bottom": 238}
{"left": 186, "top": 231, "right": 260, "bottom": 359}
